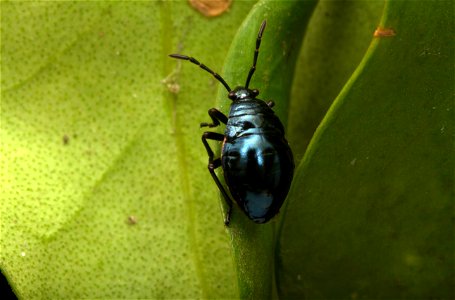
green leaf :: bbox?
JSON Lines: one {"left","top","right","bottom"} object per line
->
{"left": 215, "top": 0, "right": 317, "bottom": 299}
{"left": 278, "top": 0, "right": 454, "bottom": 298}
{"left": 288, "top": 0, "right": 385, "bottom": 160}
{"left": 1, "top": 1, "right": 255, "bottom": 298}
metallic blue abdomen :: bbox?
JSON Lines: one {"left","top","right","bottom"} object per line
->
{"left": 221, "top": 99, "right": 294, "bottom": 223}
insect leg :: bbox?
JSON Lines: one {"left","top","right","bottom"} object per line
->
{"left": 202, "top": 131, "right": 233, "bottom": 225}
{"left": 245, "top": 20, "right": 267, "bottom": 88}
{"left": 200, "top": 108, "right": 228, "bottom": 128}
{"left": 169, "top": 54, "right": 231, "bottom": 92}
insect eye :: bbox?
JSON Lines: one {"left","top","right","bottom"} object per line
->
{"left": 252, "top": 89, "right": 259, "bottom": 97}
{"left": 228, "top": 91, "right": 236, "bottom": 100}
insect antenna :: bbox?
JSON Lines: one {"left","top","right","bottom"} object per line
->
{"left": 245, "top": 20, "right": 267, "bottom": 89}
{"left": 169, "top": 54, "right": 231, "bottom": 92}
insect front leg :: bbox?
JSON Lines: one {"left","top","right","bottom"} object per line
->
{"left": 202, "top": 131, "right": 233, "bottom": 225}
{"left": 200, "top": 108, "right": 228, "bottom": 128}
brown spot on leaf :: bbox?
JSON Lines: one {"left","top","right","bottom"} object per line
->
{"left": 127, "top": 215, "right": 137, "bottom": 225}
{"left": 189, "top": 0, "right": 232, "bottom": 17}
{"left": 374, "top": 27, "right": 396, "bottom": 37}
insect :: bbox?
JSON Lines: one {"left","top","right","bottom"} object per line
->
{"left": 169, "top": 20, "right": 294, "bottom": 225}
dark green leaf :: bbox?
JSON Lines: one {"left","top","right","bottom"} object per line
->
{"left": 216, "top": 0, "right": 317, "bottom": 298}
{"left": 278, "top": 0, "right": 454, "bottom": 298}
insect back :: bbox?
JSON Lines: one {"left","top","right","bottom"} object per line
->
{"left": 169, "top": 20, "right": 294, "bottom": 225}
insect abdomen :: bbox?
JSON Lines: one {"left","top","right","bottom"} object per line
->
{"left": 222, "top": 134, "right": 294, "bottom": 223}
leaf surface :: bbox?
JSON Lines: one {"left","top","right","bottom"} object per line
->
{"left": 278, "top": 0, "right": 454, "bottom": 298}
{"left": 1, "top": 1, "right": 254, "bottom": 298}
{"left": 211, "top": 0, "right": 317, "bottom": 298}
